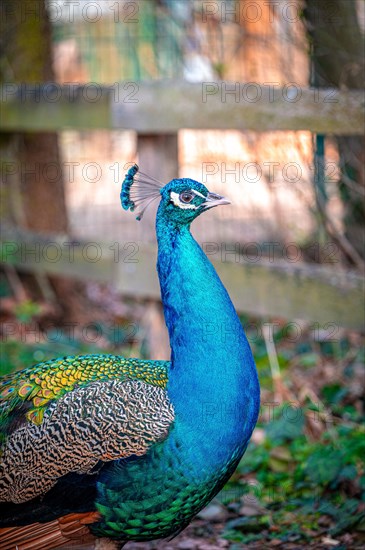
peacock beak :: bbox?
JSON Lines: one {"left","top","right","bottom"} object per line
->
{"left": 203, "top": 192, "right": 231, "bottom": 209}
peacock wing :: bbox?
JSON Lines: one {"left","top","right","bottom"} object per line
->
{"left": 0, "top": 353, "right": 170, "bottom": 436}
{"left": 0, "top": 354, "right": 173, "bottom": 504}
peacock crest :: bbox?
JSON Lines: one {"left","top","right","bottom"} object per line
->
{"left": 120, "top": 164, "right": 162, "bottom": 221}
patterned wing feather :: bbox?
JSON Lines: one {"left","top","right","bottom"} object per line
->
{"left": 0, "top": 354, "right": 169, "bottom": 436}
{"left": 0, "top": 355, "right": 173, "bottom": 505}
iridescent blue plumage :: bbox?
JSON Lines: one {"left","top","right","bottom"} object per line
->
{"left": 94, "top": 167, "right": 260, "bottom": 541}
{"left": 0, "top": 165, "right": 260, "bottom": 549}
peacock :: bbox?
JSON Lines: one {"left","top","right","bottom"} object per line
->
{"left": 0, "top": 164, "right": 260, "bottom": 549}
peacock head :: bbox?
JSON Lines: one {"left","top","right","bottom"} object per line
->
{"left": 121, "top": 164, "right": 230, "bottom": 224}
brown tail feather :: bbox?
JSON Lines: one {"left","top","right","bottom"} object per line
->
{"left": 0, "top": 512, "right": 99, "bottom": 550}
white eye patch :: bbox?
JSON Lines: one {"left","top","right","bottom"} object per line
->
{"left": 170, "top": 191, "right": 199, "bottom": 210}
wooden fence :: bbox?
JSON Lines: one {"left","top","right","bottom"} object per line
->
{"left": 1, "top": 227, "right": 364, "bottom": 330}
{"left": 1, "top": 82, "right": 364, "bottom": 133}
{"left": 1, "top": 82, "right": 364, "bottom": 330}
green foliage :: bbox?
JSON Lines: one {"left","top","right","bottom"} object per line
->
{"left": 265, "top": 405, "right": 305, "bottom": 443}
{"left": 222, "top": 410, "right": 365, "bottom": 544}
{"left": 305, "top": 447, "right": 343, "bottom": 485}
{"left": 14, "top": 300, "right": 41, "bottom": 323}
{"left": 220, "top": 315, "right": 365, "bottom": 544}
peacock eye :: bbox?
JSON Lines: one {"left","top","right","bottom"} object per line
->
{"left": 180, "top": 191, "right": 194, "bottom": 204}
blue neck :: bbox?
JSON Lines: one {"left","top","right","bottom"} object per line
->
{"left": 156, "top": 213, "right": 260, "bottom": 465}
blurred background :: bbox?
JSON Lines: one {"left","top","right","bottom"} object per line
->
{"left": 0, "top": 1, "right": 364, "bottom": 548}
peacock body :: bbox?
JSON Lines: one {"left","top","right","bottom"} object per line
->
{"left": 0, "top": 166, "right": 260, "bottom": 549}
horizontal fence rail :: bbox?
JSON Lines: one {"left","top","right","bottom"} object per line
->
{"left": 0, "top": 82, "right": 364, "bottom": 134}
{"left": 1, "top": 228, "right": 364, "bottom": 330}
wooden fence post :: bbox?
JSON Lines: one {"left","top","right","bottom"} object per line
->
{"left": 135, "top": 132, "right": 178, "bottom": 236}
{"left": 136, "top": 133, "right": 178, "bottom": 358}
{"left": 137, "top": 133, "right": 179, "bottom": 182}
